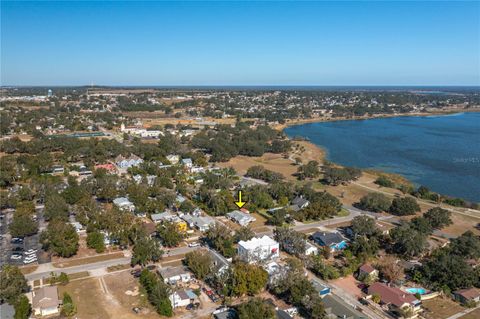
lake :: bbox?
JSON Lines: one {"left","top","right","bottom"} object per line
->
{"left": 284, "top": 112, "right": 480, "bottom": 202}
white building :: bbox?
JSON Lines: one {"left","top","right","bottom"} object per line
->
{"left": 169, "top": 289, "right": 198, "bottom": 308}
{"left": 166, "top": 154, "right": 180, "bottom": 165}
{"left": 120, "top": 123, "right": 164, "bottom": 138}
{"left": 158, "top": 266, "right": 192, "bottom": 285}
{"left": 113, "top": 197, "right": 135, "bottom": 212}
{"left": 237, "top": 236, "right": 280, "bottom": 264}
{"left": 182, "top": 215, "right": 216, "bottom": 232}
{"left": 31, "top": 286, "right": 60, "bottom": 317}
{"left": 227, "top": 210, "right": 256, "bottom": 226}
{"left": 305, "top": 242, "right": 319, "bottom": 255}
{"left": 115, "top": 154, "right": 143, "bottom": 169}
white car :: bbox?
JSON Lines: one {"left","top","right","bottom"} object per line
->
{"left": 188, "top": 242, "right": 200, "bottom": 247}
{"left": 25, "top": 249, "right": 38, "bottom": 255}
{"left": 10, "top": 254, "right": 22, "bottom": 260}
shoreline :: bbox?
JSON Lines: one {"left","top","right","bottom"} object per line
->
{"left": 279, "top": 110, "right": 479, "bottom": 205}
{"left": 274, "top": 107, "right": 480, "bottom": 131}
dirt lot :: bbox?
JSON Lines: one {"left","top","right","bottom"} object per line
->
{"left": 422, "top": 297, "right": 466, "bottom": 319}
{"left": 58, "top": 278, "right": 111, "bottom": 319}
{"left": 460, "top": 308, "right": 480, "bottom": 319}
{"left": 58, "top": 272, "right": 160, "bottom": 319}
{"left": 331, "top": 275, "right": 364, "bottom": 298}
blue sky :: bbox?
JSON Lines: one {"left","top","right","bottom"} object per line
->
{"left": 1, "top": 1, "right": 479, "bottom": 86}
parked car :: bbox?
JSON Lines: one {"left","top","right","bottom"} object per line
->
{"left": 11, "top": 237, "right": 24, "bottom": 244}
{"left": 359, "top": 298, "right": 369, "bottom": 306}
{"left": 10, "top": 254, "right": 22, "bottom": 260}
{"left": 188, "top": 242, "right": 200, "bottom": 248}
{"left": 131, "top": 269, "right": 142, "bottom": 278}
{"left": 186, "top": 303, "right": 199, "bottom": 310}
{"left": 25, "top": 249, "right": 38, "bottom": 255}
{"left": 146, "top": 265, "right": 156, "bottom": 271}
{"left": 12, "top": 247, "right": 24, "bottom": 252}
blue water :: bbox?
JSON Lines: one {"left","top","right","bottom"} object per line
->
{"left": 284, "top": 112, "right": 480, "bottom": 202}
{"left": 405, "top": 288, "right": 428, "bottom": 295}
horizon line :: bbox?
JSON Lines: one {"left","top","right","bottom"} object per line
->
{"left": 3, "top": 84, "right": 480, "bottom": 88}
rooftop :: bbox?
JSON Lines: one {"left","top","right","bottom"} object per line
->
{"left": 312, "top": 231, "right": 346, "bottom": 246}
{"left": 368, "top": 283, "right": 418, "bottom": 308}
{"left": 32, "top": 286, "right": 60, "bottom": 310}
{"left": 158, "top": 266, "right": 191, "bottom": 279}
{"left": 238, "top": 235, "right": 278, "bottom": 250}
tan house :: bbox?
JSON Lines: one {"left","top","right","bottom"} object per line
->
{"left": 32, "top": 286, "right": 60, "bottom": 317}
{"left": 358, "top": 263, "right": 379, "bottom": 280}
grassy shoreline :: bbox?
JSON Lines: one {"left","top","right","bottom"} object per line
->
{"left": 278, "top": 109, "right": 479, "bottom": 206}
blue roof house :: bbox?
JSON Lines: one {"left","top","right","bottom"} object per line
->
{"left": 312, "top": 231, "right": 347, "bottom": 252}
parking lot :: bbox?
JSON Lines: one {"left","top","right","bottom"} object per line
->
{"left": 0, "top": 207, "right": 50, "bottom": 267}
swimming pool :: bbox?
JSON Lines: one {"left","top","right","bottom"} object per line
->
{"left": 405, "top": 288, "right": 428, "bottom": 295}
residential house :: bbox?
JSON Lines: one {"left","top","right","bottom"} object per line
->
{"left": 368, "top": 282, "right": 422, "bottom": 318}
{"left": 51, "top": 165, "right": 64, "bottom": 174}
{"left": 305, "top": 242, "right": 319, "bottom": 255}
{"left": 453, "top": 288, "right": 480, "bottom": 305}
{"left": 113, "top": 197, "right": 135, "bottom": 212}
{"left": 115, "top": 154, "right": 143, "bottom": 169}
{"left": 208, "top": 249, "right": 230, "bottom": 274}
{"left": 289, "top": 196, "right": 310, "bottom": 211}
{"left": 169, "top": 289, "right": 198, "bottom": 308}
{"left": 227, "top": 210, "right": 256, "bottom": 226}
{"left": 264, "top": 261, "right": 285, "bottom": 285}
{"left": 78, "top": 165, "right": 93, "bottom": 176}
{"left": 237, "top": 236, "right": 280, "bottom": 263}
{"left": 312, "top": 231, "right": 347, "bottom": 252}
{"left": 31, "top": 286, "right": 61, "bottom": 317}
{"left": 181, "top": 158, "right": 193, "bottom": 168}
{"left": 158, "top": 266, "right": 192, "bottom": 285}
{"left": 182, "top": 215, "right": 215, "bottom": 232}
{"left": 358, "top": 263, "right": 379, "bottom": 281}
{"left": 94, "top": 163, "right": 117, "bottom": 174}
{"left": 133, "top": 174, "right": 156, "bottom": 186}
{"left": 322, "top": 294, "right": 365, "bottom": 319}
{"left": 176, "top": 194, "right": 186, "bottom": 204}
{"left": 166, "top": 154, "right": 180, "bottom": 165}
{"left": 151, "top": 212, "right": 175, "bottom": 224}
{"left": 214, "top": 309, "right": 237, "bottom": 319}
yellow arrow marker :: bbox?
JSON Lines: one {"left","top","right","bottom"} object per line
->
{"left": 234, "top": 190, "right": 246, "bottom": 209}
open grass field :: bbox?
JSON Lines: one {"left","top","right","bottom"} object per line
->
{"left": 58, "top": 278, "right": 111, "bottom": 319}
{"left": 58, "top": 272, "right": 161, "bottom": 319}
{"left": 218, "top": 140, "right": 324, "bottom": 181}
{"left": 20, "top": 265, "right": 38, "bottom": 275}
{"left": 422, "top": 297, "right": 466, "bottom": 319}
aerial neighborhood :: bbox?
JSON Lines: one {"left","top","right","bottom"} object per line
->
{"left": 0, "top": 87, "right": 479, "bottom": 319}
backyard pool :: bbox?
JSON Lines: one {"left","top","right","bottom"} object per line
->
{"left": 405, "top": 287, "right": 428, "bottom": 295}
